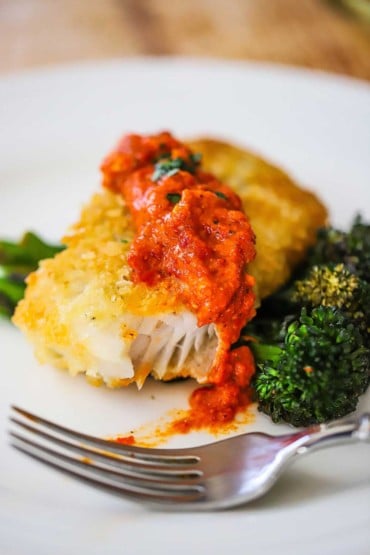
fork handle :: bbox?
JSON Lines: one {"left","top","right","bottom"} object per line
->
{"left": 298, "top": 412, "right": 370, "bottom": 454}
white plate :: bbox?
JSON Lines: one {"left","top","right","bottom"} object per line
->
{"left": 1, "top": 59, "right": 369, "bottom": 555}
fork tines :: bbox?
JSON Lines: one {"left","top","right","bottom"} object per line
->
{"left": 9, "top": 405, "right": 205, "bottom": 507}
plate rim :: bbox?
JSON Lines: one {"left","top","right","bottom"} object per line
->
{"left": 1, "top": 55, "right": 370, "bottom": 91}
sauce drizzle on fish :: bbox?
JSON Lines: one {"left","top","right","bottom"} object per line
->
{"left": 102, "top": 132, "right": 257, "bottom": 427}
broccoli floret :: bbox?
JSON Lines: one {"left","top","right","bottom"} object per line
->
{"left": 252, "top": 306, "right": 370, "bottom": 427}
{"left": 308, "top": 215, "right": 370, "bottom": 282}
{"left": 293, "top": 264, "right": 370, "bottom": 342}
{"left": 244, "top": 215, "right": 370, "bottom": 427}
{"left": 256, "top": 262, "right": 370, "bottom": 343}
{"left": 293, "top": 263, "right": 366, "bottom": 309}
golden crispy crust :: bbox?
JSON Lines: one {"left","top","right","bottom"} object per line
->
{"left": 15, "top": 191, "right": 183, "bottom": 334}
{"left": 13, "top": 191, "right": 188, "bottom": 386}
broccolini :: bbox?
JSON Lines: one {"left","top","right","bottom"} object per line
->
{"left": 248, "top": 215, "right": 370, "bottom": 426}
{"left": 0, "top": 232, "right": 64, "bottom": 317}
{"left": 293, "top": 263, "right": 370, "bottom": 342}
{"left": 308, "top": 215, "right": 370, "bottom": 282}
{"left": 252, "top": 306, "right": 370, "bottom": 427}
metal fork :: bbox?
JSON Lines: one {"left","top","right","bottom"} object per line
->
{"left": 9, "top": 406, "right": 370, "bottom": 511}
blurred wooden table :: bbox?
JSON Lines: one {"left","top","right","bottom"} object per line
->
{"left": 1, "top": 0, "right": 370, "bottom": 80}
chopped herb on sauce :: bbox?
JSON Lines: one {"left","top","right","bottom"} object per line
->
{"left": 152, "top": 151, "right": 171, "bottom": 163}
{"left": 166, "top": 193, "right": 181, "bottom": 204}
{"left": 190, "top": 152, "right": 202, "bottom": 165}
{"left": 215, "top": 191, "right": 228, "bottom": 200}
{"left": 151, "top": 152, "right": 202, "bottom": 182}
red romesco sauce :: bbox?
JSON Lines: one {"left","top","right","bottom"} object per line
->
{"left": 101, "top": 132, "right": 256, "bottom": 429}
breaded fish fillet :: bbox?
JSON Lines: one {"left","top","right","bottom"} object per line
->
{"left": 14, "top": 191, "right": 218, "bottom": 388}
{"left": 13, "top": 138, "right": 327, "bottom": 388}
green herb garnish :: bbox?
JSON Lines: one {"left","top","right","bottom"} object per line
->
{"left": 166, "top": 193, "right": 181, "bottom": 204}
{"left": 151, "top": 152, "right": 202, "bottom": 182}
{"left": 152, "top": 151, "right": 171, "bottom": 164}
{"left": 215, "top": 191, "right": 228, "bottom": 200}
{"left": 190, "top": 152, "right": 202, "bottom": 165}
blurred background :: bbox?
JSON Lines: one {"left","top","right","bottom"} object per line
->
{"left": 1, "top": 0, "right": 370, "bottom": 79}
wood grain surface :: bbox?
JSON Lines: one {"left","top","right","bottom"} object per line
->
{"left": 1, "top": 0, "right": 370, "bottom": 79}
